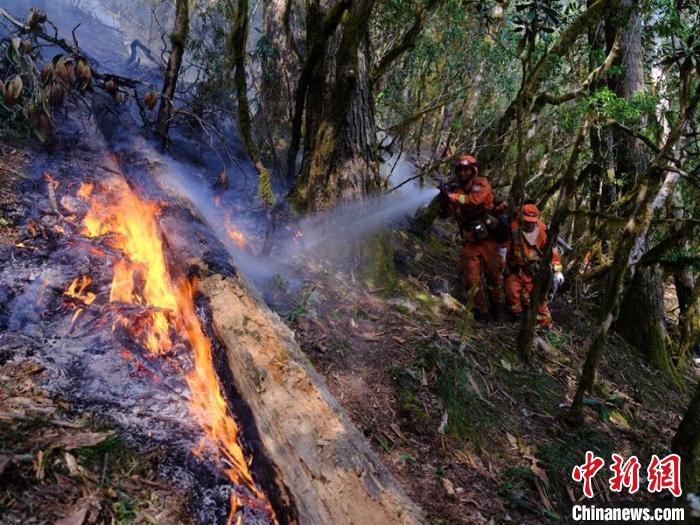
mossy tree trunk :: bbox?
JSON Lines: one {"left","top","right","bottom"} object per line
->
{"left": 617, "top": 266, "right": 674, "bottom": 374}
{"left": 679, "top": 281, "right": 700, "bottom": 360}
{"left": 609, "top": 0, "right": 671, "bottom": 369}
{"left": 155, "top": 0, "right": 189, "bottom": 145}
{"left": 586, "top": 7, "right": 614, "bottom": 233}
{"left": 289, "top": 0, "right": 379, "bottom": 213}
{"left": 229, "top": 0, "right": 275, "bottom": 254}
{"left": 259, "top": 0, "right": 299, "bottom": 171}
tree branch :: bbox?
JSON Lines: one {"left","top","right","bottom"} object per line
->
{"left": 371, "top": 0, "right": 442, "bottom": 87}
{"left": 533, "top": 30, "right": 622, "bottom": 110}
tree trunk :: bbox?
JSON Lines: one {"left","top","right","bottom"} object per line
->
{"left": 259, "top": 0, "right": 299, "bottom": 169}
{"left": 617, "top": 266, "right": 674, "bottom": 374}
{"left": 289, "top": 0, "right": 379, "bottom": 213}
{"left": 679, "top": 281, "right": 700, "bottom": 360}
{"left": 671, "top": 381, "right": 700, "bottom": 494}
{"left": 229, "top": 0, "right": 275, "bottom": 254}
{"left": 155, "top": 0, "right": 189, "bottom": 144}
{"left": 609, "top": 0, "right": 670, "bottom": 367}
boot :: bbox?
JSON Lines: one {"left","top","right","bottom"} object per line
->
{"left": 490, "top": 302, "right": 505, "bottom": 323}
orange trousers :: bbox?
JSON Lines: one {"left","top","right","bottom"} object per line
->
{"left": 459, "top": 238, "right": 504, "bottom": 314}
{"left": 505, "top": 272, "right": 552, "bottom": 326}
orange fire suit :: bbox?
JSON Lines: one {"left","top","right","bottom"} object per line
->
{"left": 449, "top": 177, "right": 505, "bottom": 314}
{"left": 505, "top": 219, "right": 562, "bottom": 326}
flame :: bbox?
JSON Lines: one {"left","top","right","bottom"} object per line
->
{"left": 43, "top": 171, "right": 59, "bottom": 188}
{"left": 77, "top": 181, "right": 94, "bottom": 199}
{"left": 64, "top": 275, "right": 96, "bottom": 305}
{"left": 77, "top": 174, "right": 270, "bottom": 518}
{"left": 83, "top": 177, "right": 176, "bottom": 354}
{"left": 224, "top": 211, "right": 248, "bottom": 249}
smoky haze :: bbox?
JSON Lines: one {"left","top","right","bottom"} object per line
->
{"left": 149, "top": 141, "right": 440, "bottom": 286}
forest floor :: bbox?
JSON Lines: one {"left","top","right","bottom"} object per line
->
{"left": 0, "top": 140, "right": 694, "bottom": 524}
{"left": 0, "top": 148, "right": 192, "bottom": 524}
{"left": 269, "top": 221, "right": 694, "bottom": 523}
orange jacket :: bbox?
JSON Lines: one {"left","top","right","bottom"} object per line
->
{"left": 448, "top": 177, "right": 494, "bottom": 225}
{"left": 507, "top": 219, "right": 562, "bottom": 272}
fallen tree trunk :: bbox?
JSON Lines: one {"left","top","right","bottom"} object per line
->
{"left": 199, "top": 273, "right": 425, "bottom": 525}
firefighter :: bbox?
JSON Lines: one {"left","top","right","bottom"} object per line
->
{"left": 505, "top": 202, "right": 564, "bottom": 328}
{"left": 445, "top": 155, "right": 506, "bottom": 322}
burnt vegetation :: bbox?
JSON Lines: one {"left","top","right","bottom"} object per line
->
{"left": 1, "top": 0, "right": 700, "bottom": 523}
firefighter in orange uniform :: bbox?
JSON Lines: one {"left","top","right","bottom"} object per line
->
{"left": 446, "top": 155, "right": 506, "bottom": 323}
{"left": 505, "top": 203, "right": 564, "bottom": 327}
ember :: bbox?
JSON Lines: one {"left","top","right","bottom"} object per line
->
{"left": 224, "top": 211, "right": 248, "bottom": 249}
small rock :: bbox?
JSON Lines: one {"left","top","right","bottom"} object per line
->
{"left": 441, "top": 477, "right": 456, "bottom": 497}
{"left": 387, "top": 297, "right": 417, "bottom": 313}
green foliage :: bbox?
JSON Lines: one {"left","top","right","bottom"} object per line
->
{"left": 589, "top": 87, "right": 658, "bottom": 127}
{"left": 253, "top": 35, "right": 279, "bottom": 85}
{"left": 282, "top": 286, "right": 320, "bottom": 322}
{"left": 399, "top": 452, "right": 417, "bottom": 464}
{"left": 512, "top": 0, "right": 563, "bottom": 41}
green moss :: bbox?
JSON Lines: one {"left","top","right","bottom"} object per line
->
{"left": 390, "top": 367, "right": 433, "bottom": 426}
{"left": 357, "top": 230, "right": 399, "bottom": 293}
{"left": 414, "top": 292, "right": 440, "bottom": 317}
{"left": 258, "top": 165, "right": 276, "bottom": 206}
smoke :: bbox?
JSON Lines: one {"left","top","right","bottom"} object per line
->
{"left": 7, "top": 276, "right": 51, "bottom": 334}
{"left": 283, "top": 161, "right": 437, "bottom": 261}
{"left": 139, "top": 137, "right": 438, "bottom": 286}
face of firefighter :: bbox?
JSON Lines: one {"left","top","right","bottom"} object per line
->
{"left": 522, "top": 220, "right": 537, "bottom": 233}
{"left": 456, "top": 165, "right": 476, "bottom": 184}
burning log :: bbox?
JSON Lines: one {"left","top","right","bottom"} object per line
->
{"left": 33, "top": 134, "right": 423, "bottom": 520}
{"left": 199, "top": 273, "right": 425, "bottom": 525}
